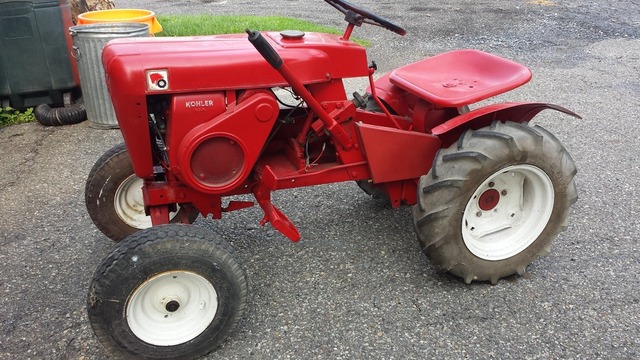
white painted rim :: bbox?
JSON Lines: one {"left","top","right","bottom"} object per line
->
{"left": 462, "top": 164, "right": 554, "bottom": 261}
{"left": 114, "top": 175, "right": 178, "bottom": 229}
{"left": 126, "top": 270, "right": 218, "bottom": 346}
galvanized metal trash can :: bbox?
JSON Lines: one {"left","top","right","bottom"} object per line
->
{"left": 69, "top": 23, "right": 149, "bottom": 129}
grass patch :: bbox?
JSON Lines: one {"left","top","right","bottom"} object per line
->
{"left": 0, "top": 107, "right": 34, "bottom": 127}
{"left": 156, "top": 14, "right": 368, "bottom": 45}
{"left": 157, "top": 15, "right": 340, "bottom": 36}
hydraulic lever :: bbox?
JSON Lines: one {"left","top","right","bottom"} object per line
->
{"left": 246, "top": 29, "right": 354, "bottom": 150}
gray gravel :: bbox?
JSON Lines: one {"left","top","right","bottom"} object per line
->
{"left": 1, "top": 0, "right": 639, "bottom": 359}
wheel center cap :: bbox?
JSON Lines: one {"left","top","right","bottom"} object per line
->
{"left": 478, "top": 188, "right": 500, "bottom": 211}
{"left": 165, "top": 300, "right": 180, "bottom": 312}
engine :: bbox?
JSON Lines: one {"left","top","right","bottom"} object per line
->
{"left": 165, "top": 90, "right": 279, "bottom": 194}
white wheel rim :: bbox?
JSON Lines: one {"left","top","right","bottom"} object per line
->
{"left": 114, "top": 175, "right": 178, "bottom": 229}
{"left": 462, "top": 164, "right": 554, "bottom": 261}
{"left": 126, "top": 270, "right": 218, "bottom": 346}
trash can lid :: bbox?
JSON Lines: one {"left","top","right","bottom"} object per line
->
{"left": 77, "top": 8, "right": 162, "bottom": 34}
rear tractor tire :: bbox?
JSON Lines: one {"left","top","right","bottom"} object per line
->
{"left": 85, "top": 143, "right": 198, "bottom": 242}
{"left": 412, "top": 121, "right": 577, "bottom": 284}
{"left": 87, "top": 224, "right": 248, "bottom": 359}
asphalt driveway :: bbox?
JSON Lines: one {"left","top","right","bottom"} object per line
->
{"left": 1, "top": 0, "right": 638, "bottom": 359}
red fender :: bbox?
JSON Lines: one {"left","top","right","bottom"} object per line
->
{"left": 431, "top": 102, "right": 581, "bottom": 146}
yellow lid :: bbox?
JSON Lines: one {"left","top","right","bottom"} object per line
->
{"left": 77, "top": 9, "right": 162, "bottom": 34}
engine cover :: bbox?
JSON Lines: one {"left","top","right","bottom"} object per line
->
{"left": 173, "top": 91, "right": 279, "bottom": 194}
{"left": 189, "top": 135, "right": 246, "bottom": 188}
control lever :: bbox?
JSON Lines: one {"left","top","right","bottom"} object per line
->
{"left": 246, "top": 29, "right": 283, "bottom": 69}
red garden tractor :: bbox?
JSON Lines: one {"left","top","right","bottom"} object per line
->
{"left": 84, "top": 0, "right": 579, "bottom": 358}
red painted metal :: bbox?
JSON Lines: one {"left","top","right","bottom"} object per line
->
{"left": 342, "top": 23, "right": 355, "bottom": 40}
{"left": 390, "top": 50, "right": 532, "bottom": 107}
{"left": 167, "top": 92, "right": 227, "bottom": 162}
{"left": 102, "top": 31, "right": 368, "bottom": 179}
{"left": 479, "top": 189, "right": 500, "bottom": 211}
{"left": 101, "top": 9, "right": 579, "bottom": 241}
{"left": 356, "top": 123, "right": 441, "bottom": 183}
{"left": 269, "top": 56, "right": 354, "bottom": 150}
{"left": 367, "top": 73, "right": 415, "bottom": 117}
{"left": 149, "top": 205, "right": 170, "bottom": 226}
{"left": 173, "top": 91, "right": 279, "bottom": 194}
{"left": 431, "top": 102, "right": 582, "bottom": 147}
{"left": 103, "top": 32, "right": 369, "bottom": 94}
{"left": 367, "top": 69, "right": 402, "bottom": 129}
{"left": 253, "top": 183, "right": 301, "bottom": 241}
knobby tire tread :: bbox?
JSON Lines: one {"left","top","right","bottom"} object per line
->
{"left": 412, "top": 121, "right": 577, "bottom": 284}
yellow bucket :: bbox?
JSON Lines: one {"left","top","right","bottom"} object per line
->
{"left": 77, "top": 9, "right": 163, "bottom": 34}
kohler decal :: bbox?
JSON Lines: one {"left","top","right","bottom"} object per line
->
{"left": 185, "top": 100, "right": 215, "bottom": 108}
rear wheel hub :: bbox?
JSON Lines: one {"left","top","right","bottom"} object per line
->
{"left": 462, "top": 164, "right": 555, "bottom": 261}
{"left": 478, "top": 188, "right": 500, "bottom": 211}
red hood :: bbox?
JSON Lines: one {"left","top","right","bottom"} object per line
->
{"left": 102, "top": 32, "right": 369, "bottom": 94}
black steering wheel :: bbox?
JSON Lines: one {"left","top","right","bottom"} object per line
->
{"left": 324, "top": 0, "right": 406, "bottom": 36}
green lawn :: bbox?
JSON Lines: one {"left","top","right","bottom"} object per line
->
{"left": 156, "top": 14, "right": 342, "bottom": 37}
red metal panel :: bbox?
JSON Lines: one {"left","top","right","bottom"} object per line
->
{"left": 175, "top": 91, "right": 279, "bottom": 194}
{"left": 257, "top": 160, "right": 371, "bottom": 190}
{"left": 356, "top": 123, "right": 441, "bottom": 183}
{"left": 166, "top": 92, "right": 226, "bottom": 167}
{"left": 101, "top": 32, "right": 369, "bottom": 93}
{"left": 368, "top": 73, "right": 416, "bottom": 117}
{"left": 102, "top": 54, "right": 154, "bottom": 177}
{"left": 389, "top": 50, "right": 532, "bottom": 107}
{"left": 431, "top": 102, "right": 582, "bottom": 146}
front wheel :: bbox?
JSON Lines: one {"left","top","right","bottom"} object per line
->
{"left": 87, "top": 224, "right": 248, "bottom": 359}
{"left": 412, "top": 121, "right": 577, "bottom": 284}
{"left": 85, "top": 143, "right": 198, "bottom": 242}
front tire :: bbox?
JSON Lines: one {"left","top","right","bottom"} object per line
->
{"left": 85, "top": 143, "right": 198, "bottom": 242}
{"left": 412, "top": 121, "right": 577, "bottom": 284}
{"left": 87, "top": 224, "right": 248, "bottom": 359}
{"left": 356, "top": 180, "right": 390, "bottom": 203}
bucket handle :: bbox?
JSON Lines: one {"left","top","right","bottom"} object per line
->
{"left": 69, "top": 28, "right": 79, "bottom": 59}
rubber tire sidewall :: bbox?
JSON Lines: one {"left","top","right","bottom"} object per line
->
{"left": 88, "top": 224, "right": 247, "bottom": 359}
{"left": 412, "top": 121, "right": 577, "bottom": 283}
{"left": 85, "top": 143, "right": 197, "bottom": 242}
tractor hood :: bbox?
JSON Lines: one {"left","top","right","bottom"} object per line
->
{"left": 102, "top": 32, "right": 370, "bottom": 94}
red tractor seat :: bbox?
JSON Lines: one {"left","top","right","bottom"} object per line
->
{"left": 389, "top": 50, "right": 532, "bottom": 107}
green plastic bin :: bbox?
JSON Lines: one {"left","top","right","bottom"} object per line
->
{"left": 0, "top": 0, "right": 79, "bottom": 109}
